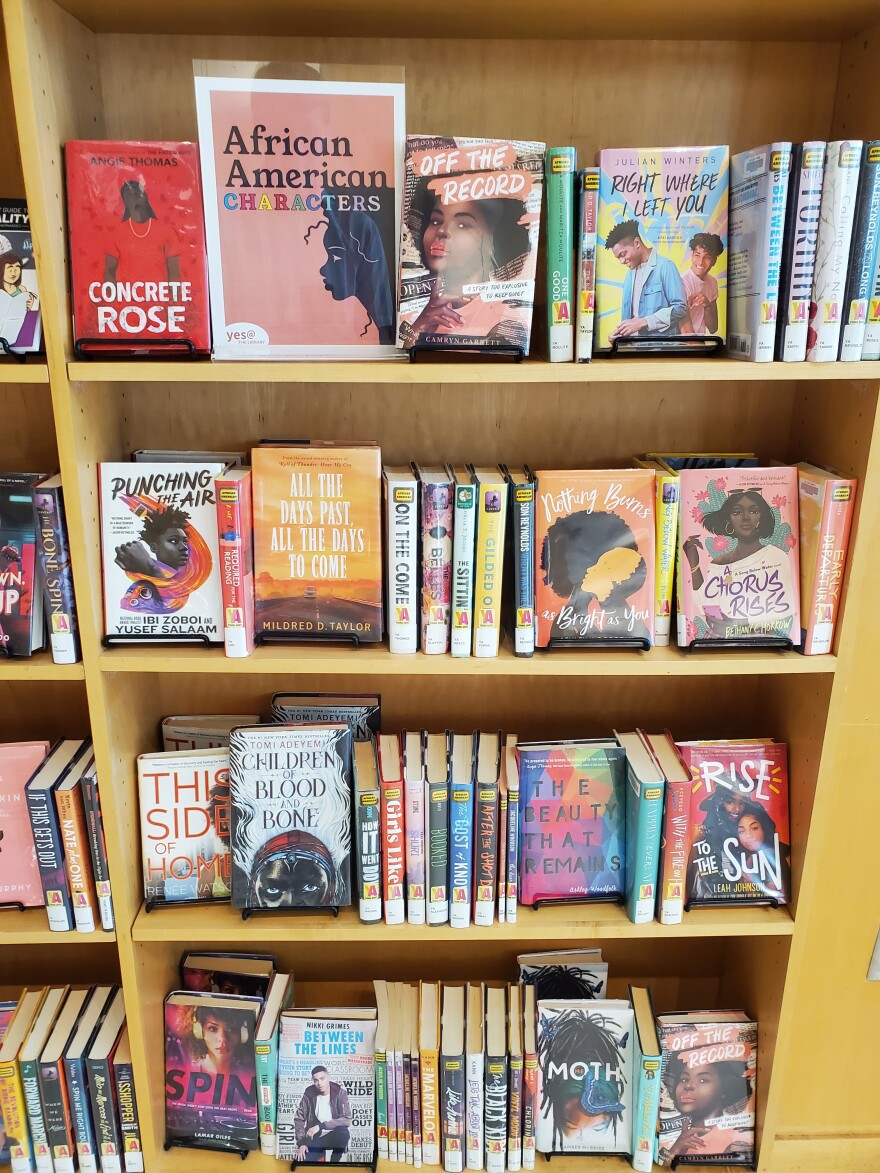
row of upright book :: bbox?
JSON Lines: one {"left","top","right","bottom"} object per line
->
{"left": 97, "top": 447, "right": 856, "bottom": 658}
{"left": 0, "top": 986, "right": 136, "bottom": 1173}
{"left": 0, "top": 738, "right": 114, "bottom": 933}
{"left": 138, "top": 702, "right": 792, "bottom": 924}
{"left": 160, "top": 949, "right": 758, "bottom": 1170}
{"left": 7, "top": 67, "right": 879, "bottom": 364}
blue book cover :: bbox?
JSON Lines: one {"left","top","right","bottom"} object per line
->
{"left": 629, "top": 987, "right": 661, "bottom": 1173}
{"left": 841, "top": 140, "right": 880, "bottom": 359}
{"left": 65, "top": 1052, "right": 100, "bottom": 1173}
{"left": 34, "top": 477, "right": 80, "bottom": 665}
{"left": 618, "top": 732, "right": 666, "bottom": 925}
{"left": 448, "top": 734, "right": 475, "bottom": 930}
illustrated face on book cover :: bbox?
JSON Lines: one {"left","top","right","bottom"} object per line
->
{"left": 247, "top": 829, "right": 341, "bottom": 908}
{"left": 114, "top": 496, "right": 212, "bottom": 615}
{"left": 0, "top": 237, "right": 39, "bottom": 350}
{"left": 537, "top": 1008, "right": 627, "bottom": 1149}
{"left": 680, "top": 475, "right": 799, "bottom": 643}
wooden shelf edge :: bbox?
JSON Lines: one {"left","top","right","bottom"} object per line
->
{"left": 131, "top": 901, "right": 794, "bottom": 943}
{"left": 0, "top": 653, "right": 84, "bottom": 680}
{"left": 0, "top": 911, "right": 117, "bottom": 945}
{"left": 67, "top": 357, "right": 880, "bottom": 385}
{"left": 98, "top": 644, "right": 837, "bottom": 677}
{"left": 0, "top": 361, "right": 50, "bottom": 384}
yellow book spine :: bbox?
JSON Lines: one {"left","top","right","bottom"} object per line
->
{"left": 473, "top": 481, "right": 508, "bottom": 658}
{"left": 420, "top": 1047, "right": 441, "bottom": 1166}
{"left": 653, "top": 473, "right": 679, "bottom": 646}
{"left": 0, "top": 1059, "right": 32, "bottom": 1171}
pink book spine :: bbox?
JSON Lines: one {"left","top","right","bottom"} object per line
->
{"left": 803, "top": 480, "right": 856, "bottom": 655}
{"left": 405, "top": 776, "right": 427, "bottom": 925}
{"left": 216, "top": 471, "right": 255, "bottom": 657}
{"left": 420, "top": 475, "right": 453, "bottom": 654}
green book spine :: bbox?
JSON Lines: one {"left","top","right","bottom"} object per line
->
{"left": 255, "top": 1028, "right": 279, "bottom": 1156}
{"left": 545, "top": 147, "right": 577, "bottom": 361}
{"left": 376, "top": 1050, "right": 389, "bottom": 1158}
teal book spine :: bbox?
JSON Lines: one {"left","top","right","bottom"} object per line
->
{"left": 624, "top": 768, "right": 665, "bottom": 925}
{"left": 631, "top": 1050, "right": 662, "bottom": 1173}
{"left": 544, "top": 148, "right": 577, "bottom": 361}
{"left": 255, "top": 1028, "right": 279, "bottom": 1156}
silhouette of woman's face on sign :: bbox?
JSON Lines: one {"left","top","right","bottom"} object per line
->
{"left": 316, "top": 204, "right": 394, "bottom": 342}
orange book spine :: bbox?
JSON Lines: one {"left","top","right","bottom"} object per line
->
{"left": 56, "top": 786, "right": 98, "bottom": 933}
{"left": 802, "top": 478, "right": 856, "bottom": 655}
{"left": 658, "top": 776, "right": 690, "bottom": 926}
{"left": 215, "top": 470, "right": 255, "bottom": 657}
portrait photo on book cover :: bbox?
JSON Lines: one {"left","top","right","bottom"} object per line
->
{"left": 294, "top": 1065, "right": 353, "bottom": 1163}
{"left": 164, "top": 1001, "right": 258, "bottom": 1149}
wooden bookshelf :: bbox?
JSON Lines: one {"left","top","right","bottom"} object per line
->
{"left": 2, "top": 1, "right": 879, "bottom": 1171}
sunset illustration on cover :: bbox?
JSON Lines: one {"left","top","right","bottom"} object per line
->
{"left": 252, "top": 445, "right": 383, "bottom": 642}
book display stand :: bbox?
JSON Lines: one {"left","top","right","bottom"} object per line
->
{"left": 255, "top": 632, "right": 363, "bottom": 649}
{"left": 0, "top": 336, "right": 27, "bottom": 362}
{"left": 240, "top": 905, "right": 342, "bottom": 921}
{"left": 684, "top": 895, "right": 781, "bottom": 913}
{"left": 686, "top": 637, "right": 794, "bottom": 653}
{"left": 103, "top": 633, "right": 218, "bottom": 648}
{"left": 74, "top": 337, "right": 198, "bottom": 360}
{"left": 608, "top": 335, "right": 725, "bottom": 358}
{"left": 143, "top": 895, "right": 228, "bottom": 914}
{"left": 531, "top": 893, "right": 625, "bottom": 911}
{"left": 545, "top": 636, "right": 652, "bottom": 651}
{"left": 4, "top": 4, "right": 880, "bottom": 1173}
{"left": 670, "top": 1158, "right": 756, "bottom": 1171}
{"left": 163, "top": 1137, "right": 249, "bottom": 1160}
{"left": 290, "top": 1155, "right": 378, "bottom": 1172}
{"left": 0, "top": 900, "right": 27, "bottom": 911}
{"left": 408, "top": 342, "right": 526, "bottom": 363}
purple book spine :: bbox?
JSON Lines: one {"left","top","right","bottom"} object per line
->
{"left": 34, "top": 482, "right": 80, "bottom": 664}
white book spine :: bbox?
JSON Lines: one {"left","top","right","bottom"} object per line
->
{"left": 405, "top": 778, "right": 427, "bottom": 925}
{"left": 575, "top": 169, "right": 598, "bottom": 362}
{"left": 52, "top": 1158, "right": 74, "bottom": 1173}
{"left": 779, "top": 143, "right": 825, "bottom": 360}
{"left": 386, "top": 475, "right": 419, "bottom": 654}
{"left": 73, "top": 902, "right": 96, "bottom": 933}
{"left": 466, "top": 1054, "right": 484, "bottom": 1171}
{"left": 11, "top": 1156, "right": 33, "bottom": 1173}
{"left": 77, "top": 1156, "right": 98, "bottom": 1173}
{"left": 807, "top": 140, "right": 863, "bottom": 361}
{"left": 387, "top": 1048, "right": 399, "bottom": 1160}
{"left": 450, "top": 482, "right": 476, "bottom": 657}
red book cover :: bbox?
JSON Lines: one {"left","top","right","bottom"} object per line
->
{"left": 677, "top": 740, "right": 791, "bottom": 906}
{"left": 65, "top": 141, "right": 209, "bottom": 354}
{"left": 215, "top": 468, "right": 255, "bottom": 657}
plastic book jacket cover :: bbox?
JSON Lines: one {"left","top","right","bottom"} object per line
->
{"left": 252, "top": 444, "right": 383, "bottom": 643}
{"left": 65, "top": 142, "right": 209, "bottom": 354}
{"left": 164, "top": 992, "right": 262, "bottom": 1151}
{"left": 678, "top": 466, "right": 801, "bottom": 646}
{"left": 0, "top": 473, "right": 45, "bottom": 657}
{"left": 0, "top": 741, "right": 49, "bottom": 906}
{"left": 534, "top": 469, "right": 655, "bottom": 647}
{"left": 0, "top": 200, "right": 41, "bottom": 352}
{"left": 98, "top": 462, "right": 225, "bottom": 640}
{"left": 678, "top": 741, "right": 790, "bottom": 906}
{"left": 596, "top": 147, "right": 728, "bottom": 350}
{"left": 517, "top": 741, "right": 626, "bottom": 905}
{"left": 397, "top": 136, "right": 544, "bottom": 354}
{"left": 656, "top": 1015, "right": 756, "bottom": 1165}
{"left": 535, "top": 1001, "right": 634, "bottom": 1154}
{"left": 797, "top": 463, "right": 856, "bottom": 655}
{"left": 229, "top": 723, "right": 353, "bottom": 910}
{"left": 137, "top": 748, "right": 230, "bottom": 902}
{"left": 194, "top": 78, "right": 404, "bottom": 359}
{"left": 276, "top": 1009, "right": 377, "bottom": 1163}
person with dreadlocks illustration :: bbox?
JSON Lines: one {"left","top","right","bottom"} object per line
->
{"left": 246, "top": 830, "right": 344, "bottom": 909}
{"left": 524, "top": 964, "right": 605, "bottom": 1003}
{"left": 536, "top": 1007, "right": 628, "bottom": 1152}
{"left": 114, "top": 497, "right": 213, "bottom": 615}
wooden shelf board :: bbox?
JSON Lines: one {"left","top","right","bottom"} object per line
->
{"left": 0, "top": 361, "right": 49, "bottom": 384}
{"left": 50, "top": 0, "right": 879, "bottom": 42}
{"left": 0, "top": 651, "right": 84, "bottom": 680}
{"left": 98, "top": 642, "right": 836, "bottom": 677}
{"left": 155, "top": 1153, "right": 753, "bottom": 1173}
{"left": 67, "top": 357, "right": 880, "bottom": 385}
{"left": 0, "top": 907, "right": 116, "bottom": 944}
{"left": 132, "top": 899, "right": 794, "bottom": 943}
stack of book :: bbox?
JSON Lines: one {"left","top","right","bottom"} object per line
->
{"left": 0, "top": 738, "right": 114, "bottom": 932}
{"left": 0, "top": 986, "right": 136, "bottom": 1173}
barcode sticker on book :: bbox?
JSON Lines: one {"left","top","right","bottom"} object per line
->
{"left": 730, "top": 333, "right": 752, "bottom": 355}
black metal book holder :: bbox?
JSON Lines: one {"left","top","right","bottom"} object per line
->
{"left": 684, "top": 894, "right": 781, "bottom": 912}
{"left": 544, "top": 635, "right": 652, "bottom": 651}
{"left": 671, "top": 1157, "right": 757, "bottom": 1170}
{"left": 240, "top": 905, "right": 341, "bottom": 922}
{"left": 255, "top": 631, "right": 362, "bottom": 649}
{"left": 163, "top": 1137, "right": 249, "bottom": 1160}
{"left": 74, "top": 337, "right": 198, "bottom": 360}
{"left": 144, "top": 894, "right": 228, "bottom": 913}
{"left": 686, "top": 636, "right": 794, "bottom": 653}
{"left": 0, "top": 335, "right": 29, "bottom": 363}
{"left": 531, "top": 892, "right": 625, "bottom": 911}
{"left": 290, "top": 1154, "right": 378, "bottom": 1172}
{"left": 102, "top": 632, "right": 220, "bottom": 648}
{"left": 0, "top": 901, "right": 26, "bottom": 912}
{"left": 408, "top": 341, "right": 525, "bottom": 363}
{"left": 608, "top": 334, "right": 724, "bottom": 357}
